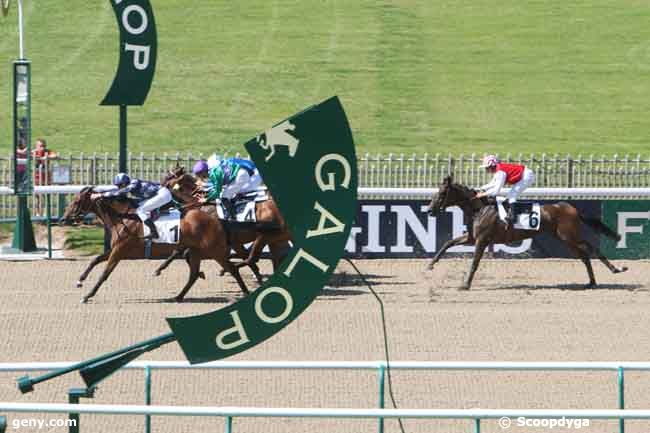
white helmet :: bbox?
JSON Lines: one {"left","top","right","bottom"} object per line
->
{"left": 207, "top": 153, "right": 222, "bottom": 169}
{"left": 479, "top": 154, "right": 498, "bottom": 168}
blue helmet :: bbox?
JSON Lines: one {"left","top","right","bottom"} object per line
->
{"left": 113, "top": 173, "right": 131, "bottom": 186}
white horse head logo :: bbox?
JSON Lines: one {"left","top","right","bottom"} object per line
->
{"left": 256, "top": 120, "right": 300, "bottom": 162}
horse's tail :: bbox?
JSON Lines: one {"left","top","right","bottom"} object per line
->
{"left": 579, "top": 213, "right": 621, "bottom": 242}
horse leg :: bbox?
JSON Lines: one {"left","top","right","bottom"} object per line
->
{"left": 182, "top": 249, "right": 205, "bottom": 280}
{"left": 76, "top": 252, "right": 109, "bottom": 288}
{"left": 566, "top": 242, "right": 597, "bottom": 288}
{"left": 81, "top": 252, "right": 122, "bottom": 303}
{"left": 427, "top": 233, "right": 471, "bottom": 270}
{"left": 174, "top": 252, "right": 202, "bottom": 302}
{"left": 593, "top": 246, "right": 628, "bottom": 274}
{"left": 269, "top": 240, "right": 291, "bottom": 271}
{"left": 153, "top": 249, "right": 184, "bottom": 277}
{"left": 221, "top": 260, "right": 249, "bottom": 295}
{"left": 461, "top": 239, "right": 489, "bottom": 290}
{"left": 234, "top": 236, "right": 267, "bottom": 284}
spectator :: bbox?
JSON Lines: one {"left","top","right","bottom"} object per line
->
{"left": 15, "top": 140, "right": 27, "bottom": 192}
{"left": 32, "top": 138, "right": 58, "bottom": 216}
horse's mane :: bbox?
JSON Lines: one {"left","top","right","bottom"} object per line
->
{"left": 449, "top": 182, "right": 477, "bottom": 197}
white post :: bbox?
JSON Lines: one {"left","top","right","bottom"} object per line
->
{"left": 17, "top": 0, "right": 24, "bottom": 59}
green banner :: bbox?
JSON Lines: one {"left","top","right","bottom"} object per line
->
{"left": 167, "top": 96, "right": 357, "bottom": 363}
{"left": 101, "top": 0, "right": 157, "bottom": 106}
{"left": 602, "top": 200, "right": 650, "bottom": 259}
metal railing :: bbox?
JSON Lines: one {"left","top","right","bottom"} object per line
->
{"left": 1, "top": 152, "right": 649, "bottom": 219}
{"left": 0, "top": 361, "right": 647, "bottom": 433}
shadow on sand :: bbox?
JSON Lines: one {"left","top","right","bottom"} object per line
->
{"left": 490, "top": 283, "right": 644, "bottom": 291}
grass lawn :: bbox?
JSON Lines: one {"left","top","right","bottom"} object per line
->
{"left": 63, "top": 226, "right": 104, "bottom": 256}
{"left": 0, "top": 223, "right": 14, "bottom": 238}
{"left": 0, "top": 1, "right": 649, "bottom": 156}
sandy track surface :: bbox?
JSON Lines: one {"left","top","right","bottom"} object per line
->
{"left": 0, "top": 257, "right": 648, "bottom": 433}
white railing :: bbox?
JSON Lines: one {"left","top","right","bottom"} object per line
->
{"left": 0, "top": 361, "right": 641, "bottom": 433}
{"left": 2, "top": 185, "right": 650, "bottom": 198}
{"left": 1, "top": 402, "right": 650, "bottom": 419}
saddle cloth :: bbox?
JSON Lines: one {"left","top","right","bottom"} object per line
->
{"left": 216, "top": 188, "right": 269, "bottom": 222}
{"left": 143, "top": 209, "right": 182, "bottom": 243}
{"left": 496, "top": 198, "right": 541, "bottom": 231}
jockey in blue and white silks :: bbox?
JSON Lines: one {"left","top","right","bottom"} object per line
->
{"left": 92, "top": 173, "right": 172, "bottom": 239}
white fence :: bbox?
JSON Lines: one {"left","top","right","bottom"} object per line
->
{"left": 1, "top": 152, "right": 650, "bottom": 219}
{"left": 3, "top": 185, "right": 650, "bottom": 198}
{"left": 0, "top": 361, "right": 643, "bottom": 433}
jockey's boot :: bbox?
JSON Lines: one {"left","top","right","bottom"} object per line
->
{"left": 143, "top": 219, "right": 159, "bottom": 239}
{"left": 223, "top": 198, "right": 236, "bottom": 220}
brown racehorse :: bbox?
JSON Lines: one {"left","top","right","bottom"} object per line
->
{"left": 158, "top": 168, "right": 292, "bottom": 277}
{"left": 63, "top": 186, "right": 250, "bottom": 303}
{"left": 426, "top": 175, "right": 627, "bottom": 289}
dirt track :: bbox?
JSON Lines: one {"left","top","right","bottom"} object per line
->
{"left": 0, "top": 257, "right": 649, "bottom": 433}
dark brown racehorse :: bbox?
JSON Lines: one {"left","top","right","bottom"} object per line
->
{"left": 158, "top": 168, "right": 292, "bottom": 277}
{"left": 426, "top": 175, "right": 627, "bottom": 289}
{"left": 63, "top": 187, "right": 250, "bottom": 303}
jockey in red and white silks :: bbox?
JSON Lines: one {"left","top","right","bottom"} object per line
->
{"left": 474, "top": 155, "right": 535, "bottom": 226}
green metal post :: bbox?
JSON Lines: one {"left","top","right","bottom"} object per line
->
{"left": 377, "top": 365, "right": 385, "bottom": 433}
{"left": 618, "top": 367, "right": 625, "bottom": 433}
{"left": 224, "top": 416, "right": 233, "bottom": 433}
{"left": 145, "top": 366, "right": 152, "bottom": 433}
{"left": 11, "top": 195, "right": 36, "bottom": 251}
{"left": 67, "top": 387, "right": 95, "bottom": 433}
{"left": 0, "top": 415, "right": 6, "bottom": 433}
{"left": 474, "top": 418, "right": 480, "bottom": 433}
{"left": 68, "top": 390, "right": 80, "bottom": 433}
{"left": 119, "top": 105, "right": 127, "bottom": 173}
{"left": 57, "top": 194, "right": 66, "bottom": 220}
{"left": 46, "top": 193, "right": 52, "bottom": 258}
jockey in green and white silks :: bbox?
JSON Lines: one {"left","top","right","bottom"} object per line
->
{"left": 194, "top": 156, "right": 263, "bottom": 217}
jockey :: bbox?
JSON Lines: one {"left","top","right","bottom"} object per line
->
{"left": 193, "top": 156, "right": 263, "bottom": 218}
{"left": 474, "top": 155, "right": 535, "bottom": 227}
{"left": 91, "top": 173, "right": 172, "bottom": 239}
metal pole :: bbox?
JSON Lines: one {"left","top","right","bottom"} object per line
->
{"left": 474, "top": 418, "right": 480, "bottom": 433}
{"left": 119, "top": 105, "right": 127, "bottom": 173}
{"left": 0, "top": 415, "right": 6, "bottom": 433}
{"left": 377, "top": 365, "right": 385, "bottom": 433}
{"left": 68, "top": 391, "right": 80, "bottom": 433}
{"left": 46, "top": 193, "right": 52, "bottom": 258}
{"left": 618, "top": 367, "right": 625, "bottom": 433}
{"left": 16, "top": 0, "right": 24, "bottom": 59}
{"left": 224, "top": 416, "right": 233, "bottom": 433}
{"left": 145, "top": 366, "right": 151, "bottom": 433}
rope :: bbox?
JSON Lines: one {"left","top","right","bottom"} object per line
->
{"left": 344, "top": 258, "right": 407, "bottom": 433}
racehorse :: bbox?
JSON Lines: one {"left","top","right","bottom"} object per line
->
{"left": 158, "top": 168, "right": 292, "bottom": 277}
{"left": 426, "top": 175, "right": 627, "bottom": 289}
{"left": 62, "top": 187, "right": 250, "bottom": 303}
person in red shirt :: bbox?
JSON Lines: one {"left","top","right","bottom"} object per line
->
{"left": 474, "top": 154, "right": 535, "bottom": 227}
{"left": 31, "top": 138, "right": 58, "bottom": 216}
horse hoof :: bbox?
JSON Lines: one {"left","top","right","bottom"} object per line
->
{"left": 618, "top": 266, "right": 629, "bottom": 273}
{"left": 218, "top": 270, "right": 226, "bottom": 276}
{"left": 153, "top": 271, "right": 160, "bottom": 277}
{"left": 75, "top": 281, "right": 83, "bottom": 288}
{"left": 459, "top": 285, "right": 470, "bottom": 291}
{"left": 80, "top": 297, "right": 88, "bottom": 304}
{"left": 426, "top": 263, "right": 435, "bottom": 271}
{"left": 198, "top": 271, "right": 206, "bottom": 280}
